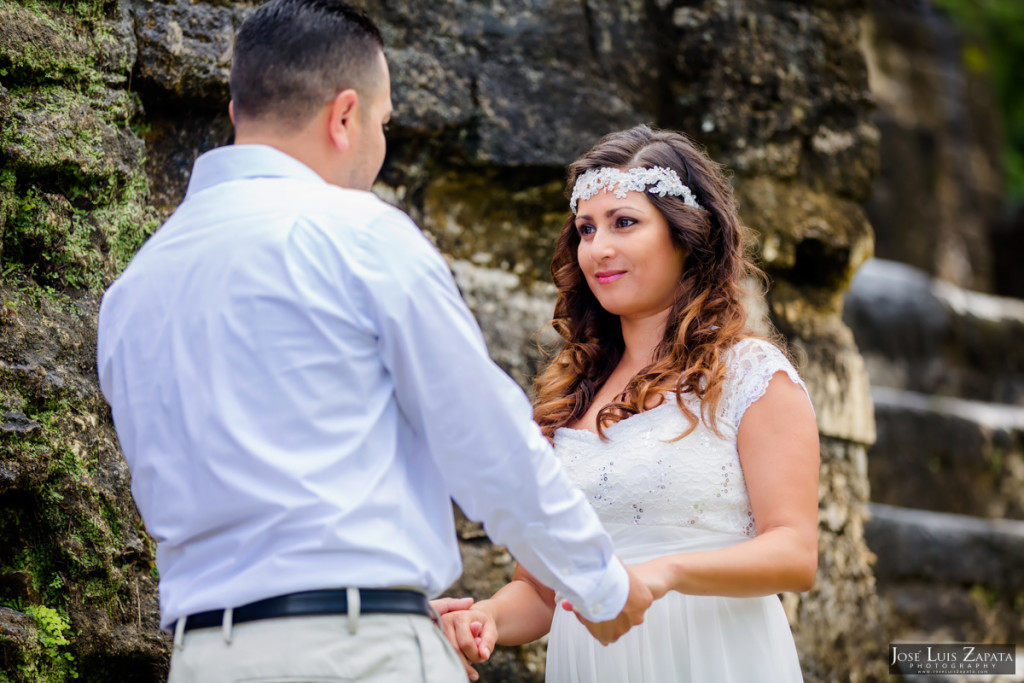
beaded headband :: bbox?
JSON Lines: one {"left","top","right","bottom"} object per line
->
{"left": 569, "top": 166, "right": 705, "bottom": 214}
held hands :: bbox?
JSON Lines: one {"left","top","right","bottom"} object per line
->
{"left": 562, "top": 564, "right": 653, "bottom": 646}
{"left": 437, "top": 601, "right": 497, "bottom": 682}
{"left": 436, "top": 562, "right": 663, "bottom": 679}
{"left": 623, "top": 557, "right": 673, "bottom": 602}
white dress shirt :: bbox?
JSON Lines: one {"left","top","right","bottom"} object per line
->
{"left": 97, "top": 145, "right": 628, "bottom": 629}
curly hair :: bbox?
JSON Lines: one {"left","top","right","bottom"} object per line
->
{"left": 533, "top": 124, "right": 773, "bottom": 440}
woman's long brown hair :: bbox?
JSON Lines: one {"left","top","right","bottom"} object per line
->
{"left": 533, "top": 125, "right": 772, "bottom": 440}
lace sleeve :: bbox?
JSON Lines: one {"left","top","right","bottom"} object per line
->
{"left": 720, "top": 338, "right": 811, "bottom": 429}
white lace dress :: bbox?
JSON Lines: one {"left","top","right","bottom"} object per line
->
{"left": 546, "top": 338, "right": 809, "bottom": 682}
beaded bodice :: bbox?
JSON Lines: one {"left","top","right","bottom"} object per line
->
{"left": 553, "top": 338, "right": 807, "bottom": 537}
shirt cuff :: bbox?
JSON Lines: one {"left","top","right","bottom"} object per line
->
{"left": 573, "top": 555, "right": 629, "bottom": 623}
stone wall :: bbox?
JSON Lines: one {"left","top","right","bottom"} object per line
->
{"left": 1, "top": 0, "right": 889, "bottom": 680}
{"left": 860, "top": 0, "right": 1005, "bottom": 293}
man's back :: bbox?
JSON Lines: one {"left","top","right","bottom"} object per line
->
{"left": 98, "top": 146, "right": 464, "bottom": 627}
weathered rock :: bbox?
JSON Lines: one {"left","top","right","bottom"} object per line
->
{"left": 2, "top": 87, "right": 143, "bottom": 182}
{"left": 866, "top": 503, "right": 1024, "bottom": 601}
{"left": 418, "top": 173, "right": 566, "bottom": 286}
{"left": 131, "top": 0, "right": 248, "bottom": 104}
{"left": 0, "top": 288, "right": 170, "bottom": 681}
{"left": 0, "top": 0, "right": 157, "bottom": 294}
{"left": 866, "top": 501, "right": 1024, "bottom": 675}
{"left": 737, "top": 178, "right": 876, "bottom": 445}
{"left": 787, "top": 438, "right": 887, "bottom": 682}
{"left": 671, "top": 2, "right": 878, "bottom": 199}
{"left": 992, "top": 204, "right": 1024, "bottom": 300}
{"left": 844, "top": 258, "right": 1024, "bottom": 404}
{"left": 861, "top": 0, "right": 1005, "bottom": 292}
{"left": 0, "top": 410, "right": 41, "bottom": 434}
{"left": 450, "top": 260, "right": 557, "bottom": 392}
{"left": 869, "top": 387, "right": 1024, "bottom": 521}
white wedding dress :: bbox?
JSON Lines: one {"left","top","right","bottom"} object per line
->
{"left": 546, "top": 338, "right": 808, "bottom": 682}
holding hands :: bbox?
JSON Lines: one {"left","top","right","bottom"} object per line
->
{"left": 439, "top": 563, "right": 657, "bottom": 681}
{"left": 440, "top": 602, "right": 498, "bottom": 681}
{"left": 561, "top": 565, "right": 654, "bottom": 646}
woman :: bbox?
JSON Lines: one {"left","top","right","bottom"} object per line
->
{"left": 443, "top": 125, "right": 819, "bottom": 682}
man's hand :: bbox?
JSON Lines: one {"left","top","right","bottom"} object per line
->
{"left": 563, "top": 564, "right": 652, "bottom": 646}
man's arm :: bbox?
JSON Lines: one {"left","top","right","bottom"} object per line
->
{"left": 353, "top": 210, "right": 647, "bottom": 627}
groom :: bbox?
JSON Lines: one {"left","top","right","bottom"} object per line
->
{"left": 96, "top": 0, "right": 652, "bottom": 681}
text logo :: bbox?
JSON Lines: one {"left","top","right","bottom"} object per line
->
{"left": 889, "top": 643, "right": 1016, "bottom": 675}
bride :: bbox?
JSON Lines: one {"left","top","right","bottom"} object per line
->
{"left": 441, "top": 125, "right": 820, "bottom": 682}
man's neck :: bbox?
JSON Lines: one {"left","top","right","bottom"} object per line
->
{"left": 233, "top": 124, "right": 342, "bottom": 187}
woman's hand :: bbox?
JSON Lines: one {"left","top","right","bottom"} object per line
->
{"left": 430, "top": 596, "right": 475, "bottom": 616}
{"left": 627, "top": 557, "right": 674, "bottom": 601}
{"left": 440, "top": 604, "right": 498, "bottom": 682}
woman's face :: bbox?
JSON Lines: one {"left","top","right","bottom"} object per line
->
{"left": 574, "top": 189, "right": 687, "bottom": 321}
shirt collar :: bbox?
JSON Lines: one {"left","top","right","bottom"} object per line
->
{"left": 185, "top": 144, "right": 327, "bottom": 198}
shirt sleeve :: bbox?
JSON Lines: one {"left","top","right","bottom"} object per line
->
{"left": 349, "top": 208, "right": 629, "bottom": 622}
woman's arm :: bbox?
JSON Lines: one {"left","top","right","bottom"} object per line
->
{"left": 632, "top": 370, "right": 820, "bottom": 599}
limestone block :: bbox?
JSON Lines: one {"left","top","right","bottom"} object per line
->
{"left": 861, "top": 0, "right": 1004, "bottom": 292}
{"left": 866, "top": 503, "right": 1024, "bottom": 597}
{"left": 385, "top": 48, "right": 473, "bottom": 133}
{"left": 845, "top": 258, "right": 1024, "bottom": 403}
{"left": 736, "top": 176, "right": 874, "bottom": 292}
{"left": 791, "top": 438, "right": 887, "bottom": 682}
{"left": 869, "top": 386, "right": 1024, "bottom": 520}
{"left": 735, "top": 177, "right": 876, "bottom": 444}
{"left": 671, "top": 3, "right": 878, "bottom": 200}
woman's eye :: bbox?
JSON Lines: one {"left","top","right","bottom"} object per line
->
{"left": 616, "top": 217, "right": 637, "bottom": 229}
{"left": 576, "top": 223, "right": 596, "bottom": 237}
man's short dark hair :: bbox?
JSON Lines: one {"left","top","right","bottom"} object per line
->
{"left": 231, "top": 0, "right": 384, "bottom": 127}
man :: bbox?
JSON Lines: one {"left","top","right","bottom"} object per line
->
{"left": 96, "top": 0, "right": 652, "bottom": 680}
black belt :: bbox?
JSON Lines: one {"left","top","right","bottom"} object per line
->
{"left": 179, "top": 589, "right": 432, "bottom": 632}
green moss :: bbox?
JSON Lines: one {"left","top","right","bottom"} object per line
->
{"left": 0, "top": 3, "right": 94, "bottom": 86}
{"left": 0, "top": 0, "right": 153, "bottom": 295}
{"left": 1, "top": 97, "right": 157, "bottom": 293}
{"left": 22, "top": 604, "right": 78, "bottom": 681}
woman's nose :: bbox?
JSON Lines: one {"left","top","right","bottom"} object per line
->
{"left": 589, "top": 228, "right": 615, "bottom": 261}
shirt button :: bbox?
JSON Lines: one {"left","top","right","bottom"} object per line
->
{"left": 562, "top": 567, "right": 570, "bottom": 576}
{"left": 593, "top": 603, "right": 603, "bottom": 613}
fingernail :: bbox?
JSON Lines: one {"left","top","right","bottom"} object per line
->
{"left": 481, "top": 646, "right": 490, "bottom": 658}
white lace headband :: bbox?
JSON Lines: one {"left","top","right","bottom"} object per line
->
{"left": 569, "top": 166, "right": 705, "bottom": 214}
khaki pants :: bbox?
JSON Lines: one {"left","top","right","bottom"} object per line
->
{"left": 167, "top": 613, "right": 469, "bottom": 683}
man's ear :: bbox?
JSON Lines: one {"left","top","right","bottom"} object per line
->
{"left": 228, "top": 100, "right": 235, "bottom": 125}
{"left": 327, "top": 90, "right": 359, "bottom": 152}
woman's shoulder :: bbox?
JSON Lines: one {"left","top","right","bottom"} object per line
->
{"left": 720, "top": 337, "right": 811, "bottom": 423}
{"left": 724, "top": 337, "right": 798, "bottom": 376}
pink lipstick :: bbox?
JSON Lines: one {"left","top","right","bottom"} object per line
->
{"left": 595, "top": 270, "right": 626, "bottom": 285}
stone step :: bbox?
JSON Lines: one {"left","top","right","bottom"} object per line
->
{"left": 865, "top": 502, "right": 1024, "bottom": 595}
{"left": 864, "top": 503, "right": 1024, "bottom": 648}
{"left": 843, "top": 258, "right": 1024, "bottom": 405}
{"left": 869, "top": 386, "right": 1024, "bottom": 520}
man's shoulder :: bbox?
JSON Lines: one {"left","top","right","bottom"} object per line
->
{"left": 295, "top": 185, "right": 418, "bottom": 239}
